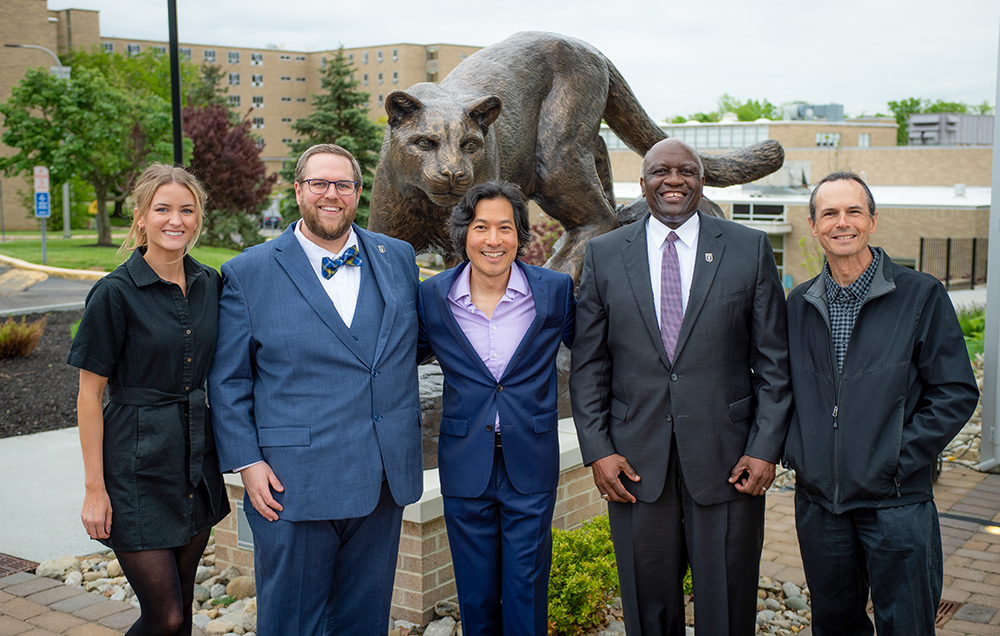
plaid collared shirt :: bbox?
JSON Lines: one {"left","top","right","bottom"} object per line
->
{"left": 823, "top": 248, "right": 880, "bottom": 372}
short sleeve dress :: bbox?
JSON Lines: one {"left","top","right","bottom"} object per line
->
{"left": 66, "top": 248, "right": 230, "bottom": 551}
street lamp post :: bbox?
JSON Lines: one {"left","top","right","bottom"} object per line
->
{"left": 4, "top": 43, "right": 73, "bottom": 239}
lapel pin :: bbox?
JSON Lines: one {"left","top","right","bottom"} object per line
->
{"left": 378, "top": 245, "right": 386, "bottom": 254}
{"left": 705, "top": 253, "right": 713, "bottom": 263}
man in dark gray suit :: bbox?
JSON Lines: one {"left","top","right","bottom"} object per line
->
{"left": 570, "top": 138, "right": 792, "bottom": 636}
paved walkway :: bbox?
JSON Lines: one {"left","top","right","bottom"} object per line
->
{"left": 2, "top": 465, "right": 1000, "bottom": 634}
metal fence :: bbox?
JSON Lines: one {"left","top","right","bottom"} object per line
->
{"left": 919, "top": 238, "right": 988, "bottom": 290}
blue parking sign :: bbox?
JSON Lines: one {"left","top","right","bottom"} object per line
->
{"left": 35, "top": 192, "right": 50, "bottom": 218}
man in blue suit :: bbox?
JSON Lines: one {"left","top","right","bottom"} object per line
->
{"left": 419, "top": 181, "right": 575, "bottom": 636}
{"left": 209, "top": 144, "right": 422, "bottom": 635}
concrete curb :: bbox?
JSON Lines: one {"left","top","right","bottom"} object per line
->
{"left": 0, "top": 254, "right": 107, "bottom": 281}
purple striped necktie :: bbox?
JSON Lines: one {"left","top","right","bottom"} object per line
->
{"left": 660, "top": 231, "right": 683, "bottom": 363}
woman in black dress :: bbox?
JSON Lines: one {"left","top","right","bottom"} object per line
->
{"left": 68, "top": 164, "right": 229, "bottom": 636}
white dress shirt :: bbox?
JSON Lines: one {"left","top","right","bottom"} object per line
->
{"left": 647, "top": 213, "right": 700, "bottom": 326}
{"left": 294, "top": 221, "right": 361, "bottom": 327}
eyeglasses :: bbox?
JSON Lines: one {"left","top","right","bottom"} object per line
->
{"left": 300, "top": 179, "right": 359, "bottom": 196}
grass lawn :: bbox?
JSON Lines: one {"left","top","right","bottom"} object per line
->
{"left": 0, "top": 237, "right": 241, "bottom": 272}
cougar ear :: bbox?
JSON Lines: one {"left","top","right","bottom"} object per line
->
{"left": 467, "top": 95, "right": 502, "bottom": 133}
{"left": 385, "top": 91, "right": 425, "bottom": 127}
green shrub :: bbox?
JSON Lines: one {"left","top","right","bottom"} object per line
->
{"left": 548, "top": 515, "right": 619, "bottom": 635}
{"left": 70, "top": 319, "right": 81, "bottom": 340}
{"left": 0, "top": 315, "right": 47, "bottom": 359}
{"left": 957, "top": 304, "right": 985, "bottom": 359}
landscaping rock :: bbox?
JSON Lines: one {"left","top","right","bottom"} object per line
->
{"left": 226, "top": 576, "right": 256, "bottom": 600}
{"left": 36, "top": 555, "right": 79, "bottom": 579}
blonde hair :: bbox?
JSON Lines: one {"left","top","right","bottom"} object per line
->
{"left": 117, "top": 163, "right": 208, "bottom": 262}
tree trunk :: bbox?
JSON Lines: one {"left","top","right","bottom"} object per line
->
{"left": 94, "top": 186, "right": 113, "bottom": 247}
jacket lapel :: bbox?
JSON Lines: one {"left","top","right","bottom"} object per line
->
{"left": 357, "top": 227, "right": 396, "bottom": 367}
{"left": 433, "top": 263, "right": 496, "bottom": 380}
{"left": 500, "top": 261, "right": 548, "bottom": 381}
{"left": 622, "top": 218, "right": 673, "bottom": 370}
{"left": 273, "top": 226, "right": 368, "bottom": 365}
{"left": 673, "top": 212, "right": 724, "bottom": 363}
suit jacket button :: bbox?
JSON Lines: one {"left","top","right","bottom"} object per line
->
{"left": 497, "top": 385, "right": 503, "bottom": 392}
{"left": 665, "top": 415, "right": 673, "bottom": 422}
{"left": 670, "top": 373, "right": 678, "bottom": 381}
{"left": 485, "top": 425, "right": 492, "bottom": 431}
{"left": 374, "top": 414, "right": 382, "bottom": 422}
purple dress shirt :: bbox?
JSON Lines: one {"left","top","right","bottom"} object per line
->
{"left": 448, "top": 263, "right": 536, "bottom": 431}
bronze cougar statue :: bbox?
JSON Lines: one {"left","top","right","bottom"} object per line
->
{"left": 369, "top": 31, "right": 783, "bottom": 280}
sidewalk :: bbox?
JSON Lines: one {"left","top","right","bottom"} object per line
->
{"left": 3, "top": 462, "right": 1000, "bottom": 634}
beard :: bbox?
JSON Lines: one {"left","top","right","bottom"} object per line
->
{"left": 299, "top": 199, "right": 356, "bottom": 243}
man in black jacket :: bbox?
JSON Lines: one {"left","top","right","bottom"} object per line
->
{"left": 784, "top": 171, "right": 979, "bottom": 636}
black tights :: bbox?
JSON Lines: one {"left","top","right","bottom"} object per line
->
{"left": 115, "top": 528, "right": 212, "bottom": 636}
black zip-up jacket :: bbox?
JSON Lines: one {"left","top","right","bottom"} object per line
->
{"left": 784, "top": 249, "right": 979, "bottom": 514}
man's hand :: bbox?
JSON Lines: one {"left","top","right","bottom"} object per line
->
{"left": 729, "top": 455, "right": 775, "bottom": 496}
{"left": 592, "top": 454, "right": 641, "bottom": 503}
{"left": 240, "top": 462, "right": 285, "bottom": 521}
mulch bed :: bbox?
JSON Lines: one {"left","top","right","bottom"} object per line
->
{"left": 0, "top": 309, "right": 83, "bottom": 438}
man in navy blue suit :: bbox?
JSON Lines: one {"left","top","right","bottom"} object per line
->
{"left": 210, "top": 144, "right": 422, "bottom": 635}
{"left": 419, "top": 181, "right": 575, "bottom": 636}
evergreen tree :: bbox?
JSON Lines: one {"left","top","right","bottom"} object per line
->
{"left": 279, "top": 47, "right": 382, "bottom": 228}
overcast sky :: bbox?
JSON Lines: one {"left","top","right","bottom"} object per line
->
{"left": 50, "top": 0, "right": 1000, "bottom": 121}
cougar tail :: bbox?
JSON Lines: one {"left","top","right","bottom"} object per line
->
{"left": 603, "top": 60, "right": 666, "bottom": 157}
{"left": 603, "top": 59, "right": 785, "bottom": 188}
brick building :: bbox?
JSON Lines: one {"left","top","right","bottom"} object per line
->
{"left": 0, "top": 0, "right": 478, "bottom": 230}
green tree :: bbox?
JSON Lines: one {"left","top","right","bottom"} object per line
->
{"left": 717, "top": 93, "right": 779, "bottom": 121}
{"left": 279, "top": 47, "right": 383, "bottom": 228}
{"left": 187, "top": 63, "right": 231, "bottom": 110}
{"left": 0, "top": 67, "right": 183, "bottom": 245}
{"left": 887, "top": 97, "right": 923, "bottom": 145}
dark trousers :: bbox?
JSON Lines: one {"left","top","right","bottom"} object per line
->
{"left": 245, "top": 480, "right": 403, "bottom": 636}
{"left": 443, "top": 447, "right": 557, "bottom": 636}
{"left": 608, "top": 441, "right": 765, "bottom": 636}
{"left": 795, "top": 494, "right": 943, "bottom": 636}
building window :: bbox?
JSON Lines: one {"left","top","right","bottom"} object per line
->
{"left": 280, "top": 75, "right": 291, "bottom": 82}
{"left": 252, "top": 95, "right": 264, "bottom": 108}
{"left": 228, "top": 51, "right": 240, "bottom": 65}
{"left": 252, "top": 74, "right": 264, "bottom": 86}
{"left": 427, "top": 48, "right": 438, "bottom": 61}
{"left": 321, "top": 56, "right": 327, "bottom": 68}
{"left": 296, "top": 97, "right": 307, "bottom": 103}
{"left": 295, "top": 77, "right": 306, "bottom": 82}
{"left": 858, "top": 133, "right": 871, "bottom": 148}
{"left": 252, "top": 116, "right": 264, "bottom": 129}
{"left": 426, "top": 71, "right": 438, "bottom": 82}
{"left": 279, "top": 54, "right": 291, "bottom": 61}
{"left": 377, "top": 72, "right": 383, "bottom": 85}
{"left": 126, "top": 43, "right": 141, "bottom": 57}
{"left": 377, "top": 50, "right": 383, "bottom": 63}
{"left": 392, "top": 48, "right": 398, "bottom": 62}
{"left": 228, "top": 73, "right": 240, "bottom": 86}
{"left": 295, "top": 55, "right": 306, "bottom": 62}
{"left": 770, "top": 235, "right": 785, "bottom": 281}
{"left": 460, "top": 54, "right": 467, "bottom": 60}
{"left": 280, "top": 96, "right": 292, "bottom": 102}
{"left": 363, "top": 52, "right": 369, "bottom": 64}
{"left": 251, "top": 52, "right": 263, "bottom": 65}
{"left": 102, "top": 42, "right": 114, "bottom": 53}
{"left": 348, "top": 53, "right": 354, "bottom": 63}
{"left": 392, "top": 71, "right": 398, "bottom": 83}
{"left": 378, "top": 94, "right": 384, "bottom": 107}
{"left": 816, "top": 132, "right": 841, "bottom": 147}
{"left": 731, "top": 203, "right": 785, "bottom": 223}
{"left": 151, "top": 45, "right": 166, "bottom": 57}
{"left": 281, "top": 117, "right": 292, "bottom": 123}
{"left": 229, "top": 95, "right": 241, "bottom": 107}
{"left": 363, "top": 73, "right": 368, "bottom": 86}
{"left": 179, "top": 47, "right": 192, "bottom": 61}
{"left": 281, "top": 138, "right": 293, "bottom": 144}
{"left": 204, "top": 49, "right": 216, "bottom": 63}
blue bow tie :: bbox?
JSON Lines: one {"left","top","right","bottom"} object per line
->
{"left": 321, "top": 246, "right": 362, "bottom": 279}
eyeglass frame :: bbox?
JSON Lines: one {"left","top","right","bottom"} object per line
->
{"left": 299, "top": 179, "right": 360, "bottom": 196}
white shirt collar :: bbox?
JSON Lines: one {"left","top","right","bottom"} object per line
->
{"left": 294, "top": 221, "right": 359, "bottom": 265}
{"left": 647, "top": 212, "right": 700, "bottom": 250}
